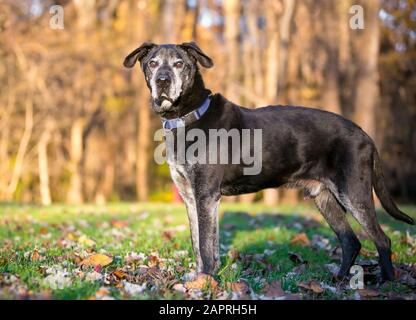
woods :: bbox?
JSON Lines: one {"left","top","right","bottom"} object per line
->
{"left": 0, "top": 0, "right": 415, "bottom": 205}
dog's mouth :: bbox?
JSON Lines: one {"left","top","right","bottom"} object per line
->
{"left": 153, "top": 94, "right": 181, "bottom": 116}
{"left": 155, "top": 93, "right": 173, "bottom": 106}
{"left": 154, "top": 95, "right": 173, "bottom": 109}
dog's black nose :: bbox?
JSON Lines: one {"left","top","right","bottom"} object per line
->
{"left": 156, "top": 74, "right": 171, "bottom": 87}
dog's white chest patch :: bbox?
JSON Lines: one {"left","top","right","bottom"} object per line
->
{"left": 169, "top": 164, "right": 193, "bottom": 201}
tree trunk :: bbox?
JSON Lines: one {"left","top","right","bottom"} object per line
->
{"left": 278, "top": 0, "right": 295, "bottom": 97}
{"left": 277, "top": 0, "right": 298, "bottom": 205}
{"left": 7, "top": 99, "right": 33, "bottom": 200}
{"left": 224, "top": 0, "right": 241, "bottom": 104}
{"left": 223, "top": 0, "right": 241, "bottom": 203}
{"left": 262, "top": 0, "right": 283, "bottom": 206}
{"left": 136, "top": 88, "right": 150, "bottom": 202}
{"left": 95, "top": 162, "right": 114, "bottom": 205}
{"left": 38, "top": 127, "right": 52, "bottom": 205}
{"left": 246, "top": 0, "right": 264, "bottom": 98}
{"left": 353, "top": 0, "right": 380, "bottom": 140}
{"left": 321, "top": 1, "right": 342, "bottom": 114}
{"left": 67, "top": 118, "right": 85, "bottom": 204}
{"left": 264, "top": 0, "right": 281, "bottom": 103}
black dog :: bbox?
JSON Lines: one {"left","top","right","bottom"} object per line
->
{"left": 124, "top": 42, "right": 414, "bottom": 281}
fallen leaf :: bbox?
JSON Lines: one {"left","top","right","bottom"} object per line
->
{"left": 262, "top": 280, "right": 285, "bottom": 297}
{"left": 148, "top": 254, "right": 159, "bottom": 267}
{"left": 225, "top": 280, "right": 250, "bottom": 294}
{"left": 66, "top": 233, "right": 76, "bottom": 241}
{"left": 123, "top": 281, "right": 146, "bottom": 295}
{"left": 78, "top": 235, "right": 96, "bottom": 247}
{"left": 81, "top": 254, "right": 113, "bottom": 267}
{"left": 298, "top": 280, "right": 324, "bottom": 294}
{"left": 396, "top": 267, "right": 416, "bottom": 288}
{"left": 172, "top": 283, "right": 187, "bottom": 293}
{"left": 31, "top": 249, "right": 41, "bottom": 262}
{"left": 292, "top": 263, "right": 306, "bottom": 274}
{"left": 184, "top": 273, "right": 218, "bottom": 290}
{"left": 95, "top": 287, "right": 110, "bottom": 298}
{"left": 311, "top": 234, "right": 330, "bottom": 249}
{"left": 290, "top": 233, "right": 310, "bottom": 247}
{"left": 93, "top": 264, "right": 102, "bottom": 273}
{"left": 310, "top": 280, "right": 324, "bottom": 294}
{"left": 97, "top": 286, "right": 110, "bottom": 295}
{"left": 227, "top": 248, "right": 239, "bottom": 261}
{"left": 85, "top": 271, "right": 103, "bottom": 282}
{"left": 325, "top": 263, "right": 340, "bottom": 277}
{"left": 113, "top": 270, "right": 128, "bottom": 279}
{"left": 110, "top": 220, "right": 129, "bottom": 228}
{"left": 357, "top": 288, "right": 380, "bottom": 298}
{"left": 162, "top": 230, "right": 175, "bottom": 241}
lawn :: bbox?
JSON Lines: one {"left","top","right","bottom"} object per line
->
{"left": 0, "top": 201, "right": 415, "bottom": 300}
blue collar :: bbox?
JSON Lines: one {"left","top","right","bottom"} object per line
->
{"left": 162, "top": 96, "right": 211, "bottom": 130}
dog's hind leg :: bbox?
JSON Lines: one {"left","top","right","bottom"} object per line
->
{"left": 338, "top": 146, "right": 394, "bottom": 281}
{"left": 341, "top": 189, "right": 394, "bottom": 281}
{"left": 314, "top": 189, "right": 361, "bottom": 279}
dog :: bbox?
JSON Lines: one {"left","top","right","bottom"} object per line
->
{"left": 124, "top": 42, "right": 414, "bottom": 282}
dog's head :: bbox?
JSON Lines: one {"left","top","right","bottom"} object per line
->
{"left": 123, "top": 42, "right": 213, "bottom": 115}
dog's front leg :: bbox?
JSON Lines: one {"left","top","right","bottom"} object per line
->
{"left": 194, "top": 194, "right": 220, "bottom": 274}
{"left": 170, "top": 164, "right": 221, "bottom": 274}
{"left": 183, "top": 196, "right": 204, "bottom": 271}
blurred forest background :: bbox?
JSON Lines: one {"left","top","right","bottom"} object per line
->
{"left": 0, "top": 0, "right": 415, "bottom": 206}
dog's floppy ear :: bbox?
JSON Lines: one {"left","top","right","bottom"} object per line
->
{"left": 179, "top": 42, "right": 213, "bottom": 68}
{"left": 123, "top": 42, "right": 156, "bottom": 68}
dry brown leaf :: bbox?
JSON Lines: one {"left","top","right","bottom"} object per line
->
{"left": 148, "top": 254, "right": 159, "bottom": 267}
{"left": 292, "top": 263, "right": 306, "bottom": 274}
{"left": 184, "top": 274, "right": 218, "bottom": 290}
{"left": 262, "top": 280, "right": 285, "bottom": 297}
{"left": 227, "top": 249, "right": 239, "bottom": 261}
{"left": 81, "top": 254, "right": 113, "bottom": 267}
{"left": 31, "top": 250, "right": 41, "bottom": 262}
{"left": 95, "top": 287, "right": 110, "bottom": 297}
{"left": 113, "top": 270, "right": 128, "bottom": 279}
{"left": 225, "top": 280, "right": 250, "bottom": 294}
{"left": 310, "top": 280, "right": 324, "bottom": 294}
{"left": 298, "top": 280, "right": 324, "bottom": 294}
{"left": 110, "top": 220, "right": 129, "bottom": 229}
{"left": 290, "top": 233, "right": 310, "bottom": 247}
{"left": 162, "top": 230, "right": 175, "bottom": 241}
{"left": 358, "top": 288, "right": 380, "bottom": 298}
{"left": 391, "top": 252, "right": 398, "bottom": 262}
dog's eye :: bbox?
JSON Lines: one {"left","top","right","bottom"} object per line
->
{"left": 149, "top": 60, "right": 158, "bottom": 68}
{"left": 174, "top": 61, "right": 184, "bottom": 69}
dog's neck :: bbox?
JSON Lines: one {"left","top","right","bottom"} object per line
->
{"left": 156, "top": 72, "right": 211, "bottom": 120}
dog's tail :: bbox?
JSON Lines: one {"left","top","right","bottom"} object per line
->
{"left": 372, "top": 149, "right": 414, "bottom": 225}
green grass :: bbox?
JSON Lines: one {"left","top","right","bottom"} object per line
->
{"left": 0, "top": 202, "right": 415, "bottom": 300}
